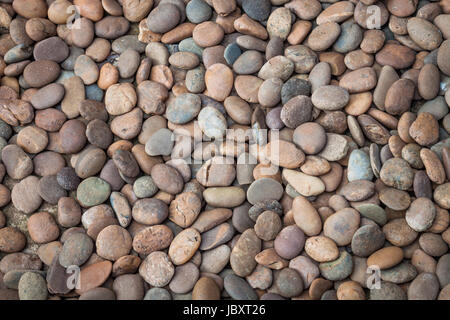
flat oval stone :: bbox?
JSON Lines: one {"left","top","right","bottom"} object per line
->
{"left": 11, "top": 175, "right": 41, "bottom": 214}
{"left": 169, "top": 262, "right": 199, "bottom": 294}
{"left": 282, "top": 169, "right": 325, "bottom": 197}
{"left": 382, "top": 218, "right": 418, "bottom": 247}
{"left": 324, "top": 208, "right": 360, "bottom": 246}
{"left": 370, "top": 281, "right": 406, "bottom": 300}
{"left": 199, "top": 222, "right": 234, "bottom": 251}
{"left": 230, "top": 229, "right": 261, "bottom": 277}
{"left": 407, "top": 272, "right": 440, "bottom": 300}
{"left": 339, "top": 180, "right": 375, "bottom": 202}
{"left": 319, "top": 251, "right": 353, "bottom": 281}
{"left": 30, "top": 83, "right": 65, "bottom": 109}
{"left": 292, "top": 195, "right": 322, "bottom": 236}
{"left": 166, "top": 93, "right": 201, "bottom": 124}
{"left": 203, "top": 187, "right": 246, "bottom": 208}
{"left": 246, "top": 178, "right": 283, "bottom": 205}
{"left": 204, "top": 63, "right": 233, "bottom": 101}
{"left": 380, "top": 158, "right": 414, "bottom": 190}
{"left": 406, "top": 198, "right": 436, "bottom": 232}
{"left": 381, "top": 261, "right": 418, "bottom": 284}
{"left": 169, "top": 228, "right": 201, "bottom": 265}
{"left": 224, "top": 274, "right": 258, "bottom": 300}
{"left": 407, "top": 17, "right": 442, "bottom": 51}
{"left": 379, "top": 188, "right": 411, "bottom": 211}
{"left": 33, "top": 36, "right": 69, "bottom": 63}
{"left": 367, "top": 247, "right": 404, "bottom": 270}
{"left": 23, "top": 60, "right": 60, "bottom": 87}
{"left": 305, "top": 236, "right": 339, "bottom": 263}
{"left": 59, "top": 233, "right": 94, "bottom": 267}
{"left": 133, "top": 225, "right": 173, "bottom": 255}
{"left": 351, "top": 225, "right": 385, "bottom": 257}
{"left": 274, "top": 225, "right": 305, "bottom": 260}
{"left": 311, "top": 85, "right": 349, "bottom": 111}
{"left": 197, "top": 106, "right": 227, "bottom": 140}
{"left": 77, "top": 177, "right": 111, "bottom": 208}
{"left": 356, "top": 204, "right": 386, "bottom": 226}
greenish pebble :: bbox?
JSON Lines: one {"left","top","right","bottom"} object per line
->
{"left": 133, "top": 176, "right": 159, "bottom": 198}
{"left": 319, "top": 251, "right": 353, "bottom": 281}
{"left": 185, "top": 66, "right": 206, "bottom": 93}
{"left": 224, "top": 43, "right": 242, "bottom": 65}
{"left": 18, "top": 272, "right": 48, "bottom": 300}
{"left": 0, "top": 119, "right": 12, "bottom": 140}
{"left": 381, "top": 262, "right": 418, "bottom": 284}
{"left": 112, "top": 35, "right": 146, "bottom": 54}
{"left": 281, "top": 78, "right": 311, "bottom": 104}
{"left": 3, "top": 270, "right": 47, "bottom": 290}
{"left": 285, "top": 183, "right": 301, "bottom": 198}
{"left": 418, "top": 96, "right": 449, "bottom": 120}
{"left": 347, "top": 149, "right": 373, "bottom": 181}
{"left": 333, "top": 20, "right": 363, "bottom": 53}
{"left": 77, "top": 177, "right": 111, "bottom": 207}
{"left": 356, "top": 203, "right": 387, "bottom": 226}
{"left": 186, "top": 0, "right": 212, "bottom": 24}
{"left": 144, "top": 288, "right": 172, "bottom": 300}
{"left": 166, "top": 93, "right": 201, "bottom": 124}
{"left": 179, "top": 38, "right": 204, "bottom": 59}
{"left": 224, "top": 274, "right": 258, "bottom": 300}
{"left": 401, "top": 143, "right": 423, "bottom": 169}
{"left": 198, "top": 106, "right": 227, "bottom": 140}
{"left": 370, "top": 281, "right": 407, "bottom": 300}
{"left": 86, "top": 84, "right": 104, "bottom": 101}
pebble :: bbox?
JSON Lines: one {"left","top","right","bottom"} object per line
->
{"left": 133, "top": 225, "right": 173, "bottom": 255}
{"left": 319, "top": 251, "right": 353, "bottom": 281}
{"left": 18, "top": 272, "right": 47, "bottom": 300}
{"left": 59, "top": 233, "right": 93, "bottom": 267}
{"left": 230, "top": 229, "right": 261, "bottom": 277}
{"left": 351, "top": 225, "right": 385, "bottom": 257}
{"left": 408, "top": 273, "right": 440, "bottom": 300}
{"left": 380, "top": 158, "right": 414, "bottom": 190}
{"left": 324, "top": 208, "right": 360, "bottom": 246}
{"left": 27, "top": 211, "right": 60, "bottom": 244}
{"left": 367, "top": 247, "right": 404, "bottom": 270}
{"left": 169, "top": 262, "right": 199, "bottom": 294}
{"left": 11, "top": 175, "right": 42, "bottom": 214}
{"left": 186, "top": 0, "right": 212, "bottom": 24}
{"left": 318, "top": 133, "right": 349, "bottom": 161}
{"left": 139, "top": 251, "right": 174, "bottom": 287}
{"left": 96, "top": 225, "right": 132, "bottom": 261}
{"left": 406, "top": 197, "right": 437, "bottom": 232}
{"left": 0, "top": 228, "right": 26, "bottom": 253}
{"left": 347, "top": 149, "right": 373, "bottom": 181}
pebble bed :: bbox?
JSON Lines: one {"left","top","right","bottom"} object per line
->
{"left": 0, "top": 0, "right": 449, "bottom": 301}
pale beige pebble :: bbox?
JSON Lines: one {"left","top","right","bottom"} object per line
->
{"left": 304, "top": 236, "right": 339, "bottom": 262}
{"left": 292, "top": 195, "right": 322, "bottom": 236}
{"left": 282, "top": 169, "right": 326, "bottom": 197}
